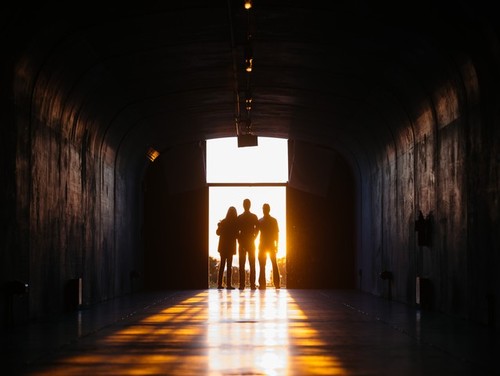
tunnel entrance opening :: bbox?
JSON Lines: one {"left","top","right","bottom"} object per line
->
{"left": 206, "top": 137, "right": 288, "bottom": 289}
{"left": 208, "top": 186, "right": 286, "bottom": 288}
{"left": 142, "top": 138, "right": 355, "bottom": 290}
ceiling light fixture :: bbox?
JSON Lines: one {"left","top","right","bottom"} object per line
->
{"left": 245, "top": 57, "right": 253, "bottom": 72}
{"left": 228, "top": 0, "right": 258, "bottom": 147}
{"left": 245, "top": 92, "right": 252, "bottom": 112}
{"left": 239, "top": 1, "right": 257, "bottom": 147}
{"left": 244, "top": 36, "right": 253, "bottom": 72}
{"left": 238, "top": 118, "right": 258, "bottom": 147}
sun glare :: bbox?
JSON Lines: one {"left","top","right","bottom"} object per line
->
{"left": 207, "top": 137, "right": 288, "bottom": 286}
{"left": 209, "top": 186, "right": 286, "bottom": 260}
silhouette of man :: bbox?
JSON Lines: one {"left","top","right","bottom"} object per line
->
{"left": 237, "top": 198, "right": 259, "bottom": 290}
{"left": 258, "top": 203, "right": 280, "bottom": 289}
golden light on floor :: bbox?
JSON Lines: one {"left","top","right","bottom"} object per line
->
{"left": 28, "top": 290, "right": 347, "bottom": 375}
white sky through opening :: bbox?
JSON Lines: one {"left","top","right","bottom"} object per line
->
{"left": 207, "top": 137, "right": 288, "bottom": 265}
{"left": 207, "top": 137, "right": 288, "bottom": 183}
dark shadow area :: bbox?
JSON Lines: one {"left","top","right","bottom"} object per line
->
{"left": 290, "top": 289, "right": 498, "bottom": 375}
{"left": 2, "top": 290, "right": 199, "bottom": 375}
{"left": 287, "top": 145, "right": 356, "bottom": 288}
{"left": 143, "top": 143, "right": 208, "bottom": 290}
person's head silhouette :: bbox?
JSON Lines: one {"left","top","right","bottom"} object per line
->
{"left": 262, "top": 203, "right": 270, "bottom": 215}
{"left": 243, "top": 198, "right": 251, "bottom": 211}
{"left": 226, "top": 206, "right": 237, "bottom": 219}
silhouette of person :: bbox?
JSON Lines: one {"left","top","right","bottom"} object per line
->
{"left": 258, "top": 203, "right": 280, "bottom": 289}
{"left": 216, "top": 206, "right": 239, "bottom": 289}
{"left": 237, "top": 198, "right": 259, "bottom": 290}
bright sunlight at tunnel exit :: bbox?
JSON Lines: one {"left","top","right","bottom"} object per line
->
{"left": 206, "top": 137, "right": 288, "bottom": 287}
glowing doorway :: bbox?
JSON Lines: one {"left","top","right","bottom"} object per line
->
{"left": 206, "top": 137, "right": 288, "bottom": 288}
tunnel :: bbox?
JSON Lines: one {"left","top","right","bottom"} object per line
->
{"left": 1, "top": 0, "right": 500, "bottom": 337}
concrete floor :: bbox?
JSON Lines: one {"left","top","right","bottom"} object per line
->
{"left": 3, "top": 289, "right": 499, "bottom": 375}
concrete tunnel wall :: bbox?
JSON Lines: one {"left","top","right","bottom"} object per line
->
{"left": 0, "top": 28, "right": 147, "bottom": 323}
{"left": 356, "top": 41, "right": 500, "bottom": 326}
{"left": 1, "top": 4, "right": 500, "bottom": 331}
{"left": 5, "top": 69, "right": 145, "bottom": 321}
{"left": 2, "top": 56, "right": 500, "bottom": 328}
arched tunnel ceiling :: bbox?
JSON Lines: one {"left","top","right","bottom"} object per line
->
{"left": 10, "top": 1, "right": 493, "bottom": 168}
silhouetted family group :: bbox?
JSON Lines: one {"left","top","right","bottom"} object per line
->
{"left": 216, "top": 198, "right": 280, "bottom": 290}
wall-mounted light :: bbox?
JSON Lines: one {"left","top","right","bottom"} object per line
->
{"left": 244, "top": 0, "right": 252, "bottom": 10}
{"left": 146, "top": 147, "right": 160, "bottom": 162}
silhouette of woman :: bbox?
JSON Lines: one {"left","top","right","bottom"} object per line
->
{"left": 216, "top": 206, "right": 239, "bottom": 289}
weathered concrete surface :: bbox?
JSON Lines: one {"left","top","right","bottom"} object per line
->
{"left": 359, "top": 53, "right": 500, "bottom": 327}
{"left": 0, "top": 2, "right": 499, "bottom": 332}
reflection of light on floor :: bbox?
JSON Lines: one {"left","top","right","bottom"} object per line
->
{"left": 287, "top": 307, "right": 347, "bottom": 375}
{"left": 207, "top": 290, "right": 289, "bottom": 375}
{"left": 30, "top": 290, "right": 347, "bottom": 375}
{"left": 207, "top": 290, "right": 347, "bottom": 375}
{"left": 30, "top": 293, "right": 212, "bottom": 375}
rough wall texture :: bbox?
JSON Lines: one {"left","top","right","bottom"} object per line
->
{"left": 359, "top": 52, "right": 500, "bottom": 327}
{"left": 23, "top": 114, "right": 141, "bottom": 318}
{"left": 465, "top": 38, "right": 500, "bottom": 326}
{"left": 0, "top": 59, "right": 144, "bottom": 323}
{"left": 1, "top": 3, "right": 499, "bottom": 332}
